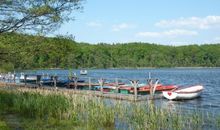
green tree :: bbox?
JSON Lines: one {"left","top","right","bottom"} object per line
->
{"left": 0, "top": 0, "right": 84, "bottom": 34}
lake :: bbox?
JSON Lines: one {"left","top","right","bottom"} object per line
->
{"left": 23, "top": 68, "right": 220, "bottom": 114}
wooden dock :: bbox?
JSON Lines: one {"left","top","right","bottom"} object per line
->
{"left": 0, "top": 81, "right": 163, "bottom": 101}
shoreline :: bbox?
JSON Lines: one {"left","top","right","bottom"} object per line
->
{"left": 11, "top": 67, "right": 220, "bottom": 72}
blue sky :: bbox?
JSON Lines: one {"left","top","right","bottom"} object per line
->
{"left": 54, "top": 0, "right": 220, "bottom": 45}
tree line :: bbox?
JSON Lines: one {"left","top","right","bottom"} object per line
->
{"left": 0, "top": 33, "right": 220, "bottom": 71}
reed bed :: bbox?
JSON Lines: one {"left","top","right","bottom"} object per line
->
{"left": 0, "top": 88, "right": 219, "bottom": 130}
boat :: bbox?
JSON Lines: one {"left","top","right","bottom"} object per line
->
{"left": 80, "top": 69, "right": 87, "bottom": 75}
{"left": 94, "top": 82, "right": 125, "bottom": 92}
{"left": 41, "top": 78, "right": 85, "bottom": 87}
{"left": 118, "top": 85, "right": 133, "bottom": 94}
{"left": 0, "top": 72, "right": 17, "bottom": 82}
{"left": 94, "top": 85, "right": 117, "bottom": 92}
{"left": 19, "top": 73, "right": 37, "bottom": 83}
{"left": 162, "top": 85, "right": 204, "bottom": 100}
{"left": 118, "top": 84, "right": 177, "bottom": 94}
{"left": 138, "top": 84, "right": 177, "bottom": 93}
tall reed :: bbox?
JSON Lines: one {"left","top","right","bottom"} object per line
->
{"left": 0, "top": 88, "right": 219, "bottom": 130}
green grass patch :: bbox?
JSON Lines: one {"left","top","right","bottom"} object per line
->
{"left": 0, "top": 120, "right": 10, "bottom": 130}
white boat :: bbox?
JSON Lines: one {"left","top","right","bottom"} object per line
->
{"left": 20, "top": 73, "right": 37, "bottom": 82}
{"left": 80, "top": 70, "right": 87, "bottom": 75}
{"left": 163, "top": 85, "right": 204, "bottom": 100}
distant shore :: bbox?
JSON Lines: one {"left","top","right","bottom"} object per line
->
{"left": 5, "top": 67, "right": 219, "bottom": 73}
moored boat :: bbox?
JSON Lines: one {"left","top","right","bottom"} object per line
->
{"left": 19, "top": 73, "right": 37, "bottom": 83}
{"left": 94, "top": 85, "right": 117, "bottom": 92}
{"left": 80, "top": 69, "right": 87, "bottom": 75}
{"left": 118, "top": 84, "right": 177, "bottom": 94}
{"left": 94, "top": 82, "right": 125, "bottom": 92}
{"left": 138, "top": 84, "right": 177, "bottom": 92}
{"left": 162, "top": 85, "right": 204, "bottom": 100}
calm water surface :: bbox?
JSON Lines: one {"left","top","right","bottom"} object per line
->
{"left": 24, "top": 68, "right": 220, "bottom": 113}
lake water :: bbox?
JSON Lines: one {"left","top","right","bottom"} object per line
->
{"left": 23, "top": 68, "right": 220, "bottom": 114}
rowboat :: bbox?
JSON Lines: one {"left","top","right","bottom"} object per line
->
{"left": 94, "top": 82, "right": 125, "bottom": 92}
{"left": 118, "top": 84, "right": 177, "bottom": 94}
{"left": 138, "top": 84, "right": 177, "bottom": 92}
{"left": 80, "top": 69, "right": 87, "bottom": 75}
{"left": 163, "top": 85, "right": 204, "bottom": 100}
{"left": 94, "top": 86, "right": 117, "bottom": 92}
{"left": 20, "top": 73, "right": 37, "bottom": 83}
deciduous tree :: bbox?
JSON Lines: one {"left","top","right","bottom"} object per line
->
{"left": 0, "top": 0, "right": 84, "bottom": 34}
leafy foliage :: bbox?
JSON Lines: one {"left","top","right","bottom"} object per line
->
{"left": 0, "top": 0, "right": 84, "bottom": 34}
{"left": 0, "top": 33, "right": 220, "bottom": 71}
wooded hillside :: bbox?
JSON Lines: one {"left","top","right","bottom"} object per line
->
{"left": 0, "top": 33, "right": 219, "bottom": 71}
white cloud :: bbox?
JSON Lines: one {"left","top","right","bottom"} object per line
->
{"left": 112, "top": 23, "right": 135, "bottom": 31}
{"left": 136, "top": 32, "right": 160, "bottom": 37}
{"left": 213, "top": 37, "right": 220, "bottom": 43}
{"left": 136, "top": 29, "right": 198, "bottom": 38}
{"left": 163, "top": 29, "right": 198, "bottom": 36}
{"left": 86, "top": 22, "right": 102, "bottom": 27}
{"left": 155, "top": 16, "right": 220, "bottom": 29}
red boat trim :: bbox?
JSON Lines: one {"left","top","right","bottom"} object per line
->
{"left": 138, "top": 85, "right": 177, "bottom": 92}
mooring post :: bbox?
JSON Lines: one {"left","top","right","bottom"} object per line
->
{"left": 98, "top": 78, "right": 105, "bottom": 94}
{"left": 73, "top": 76, "right": 78, "bottom": 90}
{"left": 67, "top": 76, "right": 71, "bottom": 88}
{"left": 53, "top": 75, "right": 57, "bottom": 88}
{"left": 13, "top": 73, "right": 16, "bottom": 83}
{"left": 7, "top": 73, "right": 9, "bottom": 83}
{"left": 24, "top": 74, "right": 27, "bottom": 87}
{"left": 130, "top": 80, "right": 139, "bottom": 101}
{"left": 36, "top": 75, "right": 42, "bottom": 87}
{"left": 89, "top": 77, "right": 91, "bottom": 90}
{"left": 147, "top": 79, "right": 153, "bottom": 97}
{"left": 115, "top": 78, "right": 119, "bottom": 93}
{"left": 147, "top": 79, "right": 153, "bottom": 98}
{"left": 152, "top": 79, "right": 159, "bottom": 96}
{"left": 147, "top": 78, "right": 159, "bottom": 99}
{"left": 50, "top": 76, "right": 53, "bottom": 86}
{"left": 3, "top": 74, "right": 6, "bottom": 82}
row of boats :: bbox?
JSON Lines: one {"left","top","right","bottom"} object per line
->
{"left": 95, "top": 83, "right": 204, "bottom": 100}
{"left": 0, "top": 72, "right": 204, "bottom": 100}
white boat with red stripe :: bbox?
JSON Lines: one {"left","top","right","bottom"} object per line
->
{"left": 163, "top": 85, "right": 204, "bottom": 100}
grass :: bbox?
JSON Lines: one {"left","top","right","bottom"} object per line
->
{"left": 0, "top": 120, "right": 10, "bottom": 130}
{"left": 0, "top": 87, "right": 219, "bottom": 129}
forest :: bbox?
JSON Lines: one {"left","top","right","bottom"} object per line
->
{"left": 0, "top": 33, "right": 220, "bottom": 71}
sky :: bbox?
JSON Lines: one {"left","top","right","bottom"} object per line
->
{"left": 54, "top": 0, "right": 220, "bottom": 45}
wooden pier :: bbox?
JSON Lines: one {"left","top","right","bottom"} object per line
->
{"left": 0, "top": 81, "right": 163, "bottom": 101}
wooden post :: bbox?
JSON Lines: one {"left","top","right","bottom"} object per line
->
{"left": 36, "top": 75, "right": 42, "bottom": 87}
{"left": 67, "top": 76, "right": 71, "bottom": 88}
{"left": 89, "top": 77, "right": 91, "bottom": 90}
{"left": 13, "top": 73, "right": 16, "bottom": 83}
{"left": 115, "top": 78, "right": 119, "bottom": 93}
{"left": 135, "top": 80, "right": 138, "bottom": 101}
{"left": 152, "top": 79, "right": 159, "bottom": 96}
{"left": 130, "top": 80, "right": 139, "bottom": 101}
{"left": 53, "top": 76, "right": 57, "bottom": 88}
{"left": 73, "top": 76, "right": 78, "bottom": 90}
{"left": 147, "top": 79, "right": 153, "bottom": 97}
{"left": 50, "top": 76, "right": 53, "bottom": 86}
{"left": 24, "top": 74, "right": 27, "bottom": 87}
{"left": 98, "top": 78, "right": 104, "bottom": 94}
{"left": 147, "top": 79, "right": 159, "bottom": 99}
{"left": 7, "top": 73, "right": 10, "bottom": 83}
